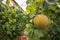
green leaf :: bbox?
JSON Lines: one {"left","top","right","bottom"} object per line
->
{"left": 26, "top": 3, "right": 36, "bottom": 14}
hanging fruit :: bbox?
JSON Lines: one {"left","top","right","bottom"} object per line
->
{"left": 34, "top": 14, "right": 51, "bottom": 28}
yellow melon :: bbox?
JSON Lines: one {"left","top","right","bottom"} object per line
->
{"left": 34, "top": 14, "right": 51, "bottom": 28}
